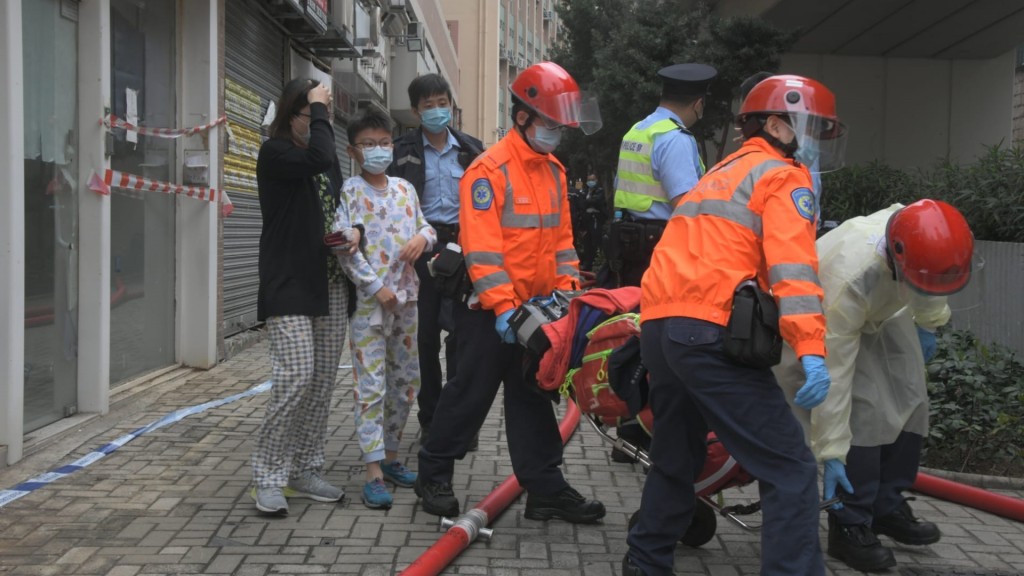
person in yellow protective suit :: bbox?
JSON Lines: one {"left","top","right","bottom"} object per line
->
{"left": 775, "top": 199, "right": 976, "bottom": 573}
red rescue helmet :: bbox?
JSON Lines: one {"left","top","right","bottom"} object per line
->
{"left": 510, "top": 62, "right": 602, "bottom": 134}
{"left": 736, "top": 74, "right": 847, "bottom": 171}
{"left": 738, "top": 75, "right": 837, "bottom": 125}
{"left": 886, "top": 200, "right": 975, "bottom": 295}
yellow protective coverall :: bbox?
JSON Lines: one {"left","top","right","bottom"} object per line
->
{"left": 774, "top": 204, "right": 951, "bottom": 462}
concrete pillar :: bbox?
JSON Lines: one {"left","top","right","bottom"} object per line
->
{"left": 76, "top": 0, "right": 111, "bottom": 414}
{"left": 176, "top": 0, "right": 221, "bottom": 369}
{"left": 0, "top": 0, "right": 26, "bottom": 465}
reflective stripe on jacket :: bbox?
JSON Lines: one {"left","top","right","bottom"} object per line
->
{"left": 640, "top": 137, "right": 827, "bottom": 358}
{"left": 459, "top": 129, "right": 581, "bottom": 315}
{"left": 614, "top": 118, "right": 702, "bottom": 212}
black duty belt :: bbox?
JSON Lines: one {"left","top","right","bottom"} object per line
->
{"left": 430, "top": 222, "right": 460, "bottom": 246}
{"left": 613, "top": 218, "right": 666, "bottom": 256}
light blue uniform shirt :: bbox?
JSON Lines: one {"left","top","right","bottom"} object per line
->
{"left": 626, "top": 106, "right": 703, "bottom": 222}
{"left": 810, "top": 158, "right": 822, "bottom": 229}
{"left": 420, "top": 130, "right": 463, "bottom": 225}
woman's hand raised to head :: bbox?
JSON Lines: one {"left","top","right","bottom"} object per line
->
{"left": 308, "top": 84, "right": 330, "bottom": 106}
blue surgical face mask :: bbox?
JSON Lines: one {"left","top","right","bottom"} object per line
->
{"left": 420, "top": 107, "right": 452, "bottom": 134}
{"left": 586, "top": 180, "right": 597, "bottom": 188}
{"left": 527, "top": 124, "right": 562, "bottom": 154}
{"left": 794, "top": 137, "right": 821, "bottom": 168}
{"left": 361, "top": 146, "right": 393, "bottom": 175}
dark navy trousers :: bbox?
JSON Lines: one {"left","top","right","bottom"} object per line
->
{"left": 832, "top": 431, "right": 923, "bottom": 526}
{"left": 417, "top": 304, "right": 568, "bottom": 495}
{"left": 627, "top": 317, "right": 824, "bottom": 576}
{"left": 413, "top": 251, "right": 458, "bottom": 430}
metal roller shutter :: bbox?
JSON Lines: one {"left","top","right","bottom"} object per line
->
{"left": 222, "top": 0, "right": 285, "bottom": 336}
{"left": 334, "top": 117, "right": 351, "bottom": 182}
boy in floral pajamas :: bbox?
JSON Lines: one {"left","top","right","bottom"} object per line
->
{"left": 336, "top": 110, "right": 436, "bottom": 509}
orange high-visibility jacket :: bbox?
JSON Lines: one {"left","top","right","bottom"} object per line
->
{"left": 641, "top": 137, "right": 827, "bottom": 358}
{"left": 459, "top": 129, "right": 581, "bottom": 315}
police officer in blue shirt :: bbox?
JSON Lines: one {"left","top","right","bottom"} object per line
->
{"left": 609, "top": 63, "right": 717, "bottom": 288}
{"left": 388, "top": 74, "right": 483, "bottom": 450}
{"left": 605, "top": 63, "right": 717, "bottom": 464}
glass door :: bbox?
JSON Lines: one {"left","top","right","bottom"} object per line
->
{"left": 22, "top": 0, "right": 80, "bottom": 431}
{"left": 108, "top": 0, "right": 177, "bottom": 385}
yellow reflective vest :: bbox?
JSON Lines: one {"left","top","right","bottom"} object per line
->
{"left": 614, "top": 118, "right": 703, "bottom": 213}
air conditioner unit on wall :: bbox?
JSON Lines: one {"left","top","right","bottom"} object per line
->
{"left": 330, "top": 0, "right": 353, "bottom": 33}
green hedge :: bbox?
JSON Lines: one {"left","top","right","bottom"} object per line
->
{"left": 821, "top": 145, "right": 1024, "bottom": 242}
{"left": 923, "top": 329, "right": 1024, "bottom": 476}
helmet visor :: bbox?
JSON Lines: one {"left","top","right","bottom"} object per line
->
{"left": 789, "top": 113, "right": 848, "bottom": 172}
{"left": 531, "top": 90, "right": 603, "bottom": 135}
{"left": 895, "top": 251, "right": 984, "bottom": 308}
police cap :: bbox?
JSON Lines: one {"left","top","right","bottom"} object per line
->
{"left": 658, "top": 63, "right": 718, "bottom": 96}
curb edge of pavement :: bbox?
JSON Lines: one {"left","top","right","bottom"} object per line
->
{"left": 919, "top": 466, "right": 1024, "bottom": 491}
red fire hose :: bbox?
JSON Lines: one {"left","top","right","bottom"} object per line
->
{"left": 913, "top": 472, "right": 1024, "bottom": 523}
{"left": 400, "top": 400, "right": 582, "bottom": 576}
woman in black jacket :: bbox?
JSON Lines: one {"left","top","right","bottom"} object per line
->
{"left": 251, "top": 78, "right": 358, "bottom": 516}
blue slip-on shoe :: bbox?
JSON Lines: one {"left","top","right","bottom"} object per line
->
{"left": 362, "top": 478, "right": 393, "bottom": 509}
{"left": 381, "top": 460, "right": 417, "bottom": 488}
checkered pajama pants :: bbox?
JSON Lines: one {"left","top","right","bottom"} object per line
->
{"left": 252, "top": 282, "right": 348, "bottom": 488}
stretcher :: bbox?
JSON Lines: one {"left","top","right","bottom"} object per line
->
{"left": 529, "top": 284, "right": 834, "bottom": 547}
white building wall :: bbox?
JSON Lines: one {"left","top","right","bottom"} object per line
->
{"left": 1, "top": 0, "right": 225, "bottom": 465}
{"left": 780, "top": 49, "right": 1014, "bottom": 170}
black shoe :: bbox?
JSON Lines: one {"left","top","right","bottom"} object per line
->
{"left": 414, "top": 477, "right": 460, "bottom": 517}
{"left": 873, "top": 499, "right": 941, "bottom": 545}
{"left": 524, "top": 486, "right": 606, "bottom": 524}
{"left": 611, "top": 446, "right": 639, "bottom": 463}
{"left": 621, "top": 554, "right": 645, "bottom": 576}
{"left": 612, "top": 424, "right": 648, "bottom": 463}
{"left": 827, "top": 515, "right": 897, "bottom": 572}
{"left": 467, "top": 431, "right": 479, "bottom": 452}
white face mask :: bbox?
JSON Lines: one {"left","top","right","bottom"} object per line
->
{"left": 361, "top": 146, "right": 393, "bottom": 175}
{"left": 527, "top": 124, "right": 562, "bottom": 154}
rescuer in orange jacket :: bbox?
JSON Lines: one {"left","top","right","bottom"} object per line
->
{"left": 623, "top": 75, "right": 848, "bottom": 576}
{"left": 415, "top": 62, "right": 607, "bottom": 524}
{"left": 461, "top": 127, "right": 582, "bottom": 315}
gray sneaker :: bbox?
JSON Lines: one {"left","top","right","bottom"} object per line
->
{"left": 251, "top": 487, "right": 289, "bottom": 516}
{"left": 285, "top": 471, "right": 344, "bottom": 502}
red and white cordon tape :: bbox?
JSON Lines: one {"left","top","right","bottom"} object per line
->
{"left": 101, "top": 114, "right": 227, "bottom": 138}
{"left": 88, "top": 169, "right": 233, "bottom": 217}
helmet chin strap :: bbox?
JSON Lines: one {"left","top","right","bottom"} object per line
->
{"left": 759, "top": 130, "right": 798, "bottom": 158}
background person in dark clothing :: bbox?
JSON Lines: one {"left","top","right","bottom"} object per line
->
{"left": 387, "top": 74, "right": 483, "bottom": 449}
{"left": 577, "top": 173, "right": 608, "bottom": 271}
{"left": 252, "top": 78, "right": 360, "bottom": 516}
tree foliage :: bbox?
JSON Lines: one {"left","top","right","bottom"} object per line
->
{"left": 549, "top": 0, "right": 797, "bottom": 187}
{"left": 820, "top": 145, "right": 1024, "bottom": 242}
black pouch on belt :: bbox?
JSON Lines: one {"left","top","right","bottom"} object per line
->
{"left": 428, "top": 243, "right": 473, "bottom": 302}
{"left": 722, "top": 280, "right": 783, "bottom": 369}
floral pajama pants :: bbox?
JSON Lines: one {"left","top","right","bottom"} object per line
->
{"left": 349, "top": 299, "right": 420, "bottom": 463}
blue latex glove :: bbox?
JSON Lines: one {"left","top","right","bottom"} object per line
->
{"left": 795, "top": 355, "right": 831, "bottom": 409}
{"left": 917, "top": 326, "right": 937, "bottom": 362}
{"left": 495, "top": 309, "right": 516, "bottom": 344}
{"left": 823, "top": 459, "right": 854, "bottom": 509}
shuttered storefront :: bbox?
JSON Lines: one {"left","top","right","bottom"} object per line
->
{"left": 334, "top": 116, "right": 352, "bottom": 182}
{"left": 222, "top": 0, "right": 285, "bottom": 336}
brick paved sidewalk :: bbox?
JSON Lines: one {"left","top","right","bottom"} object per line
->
{"left": 0, "top": 341, "right": 1022, "bottom": 576}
